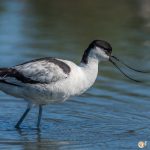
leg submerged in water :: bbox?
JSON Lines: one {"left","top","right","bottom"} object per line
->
{"left": 15, "top": 103, "right": 31, "bottom": 129}
{"left": 37, "top": 105, "right": 43, "bottom": 129}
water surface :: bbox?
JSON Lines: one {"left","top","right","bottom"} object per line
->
{"left": 0, "top": 0, "right": 150, "bottom": 149}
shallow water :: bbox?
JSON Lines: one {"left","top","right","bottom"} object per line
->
{"left": 0, "top": 0, "right": 150, "bottom": 149}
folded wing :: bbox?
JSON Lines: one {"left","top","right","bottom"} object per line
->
{"left": 0, "top": 57, "right": 70, "bottom": 86}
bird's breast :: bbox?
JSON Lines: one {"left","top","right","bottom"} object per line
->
{"left": 55, "top": 64, "right": 98, "bottom": 97}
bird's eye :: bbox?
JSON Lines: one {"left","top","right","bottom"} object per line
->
{"left": 104, "top": 50, "right": 111, "bottom": 56}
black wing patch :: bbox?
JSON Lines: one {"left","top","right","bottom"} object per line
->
{"left": 0, "top": 57, "right": 71, "bottom": 86}
{"left": 0, "top": 68, "right": 41, "bottom": 84}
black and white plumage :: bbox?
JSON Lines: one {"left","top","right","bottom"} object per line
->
{"left": 0, "top": 40, "right": 113, "bottom": 128}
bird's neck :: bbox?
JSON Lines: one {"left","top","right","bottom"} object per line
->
{"left": 79, "top": 57, "right": 99, "bottom": 87}
{"left": 80, "top": 57, "right": 99, "bottom": 69}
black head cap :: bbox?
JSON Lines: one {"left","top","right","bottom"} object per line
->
{"left": 81, "top": 40, "right": 112, "bottom": 64}
{"left": 91, "top": 40, "right": 112, "bottom": 52}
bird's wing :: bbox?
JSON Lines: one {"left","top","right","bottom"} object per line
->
{"left": 0, "top": 57, "right": 71, "bottom": 85}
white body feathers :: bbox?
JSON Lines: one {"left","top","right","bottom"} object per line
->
{"left": 0, "top": 57, "right": 99, "bottom": 104}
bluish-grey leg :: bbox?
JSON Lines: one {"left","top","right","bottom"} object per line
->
{"left": 15, "top": 103, "right": 31, "bottom": 129}
{"left": 37, "top": 105, "right": 43, "bottom": 128}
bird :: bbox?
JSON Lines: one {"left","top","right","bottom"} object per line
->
{"left": 0, "top": 40, "right": 145, "bottom": 129}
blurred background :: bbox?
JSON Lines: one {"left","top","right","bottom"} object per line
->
{"left": 0, "top": 0, "right": 150, "bottom": 150}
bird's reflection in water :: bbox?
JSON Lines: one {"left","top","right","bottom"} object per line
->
{"left": 16, "top": 128, "right": 69, "bottom": 150}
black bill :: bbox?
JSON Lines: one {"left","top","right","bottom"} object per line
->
{"left": 109, "top": 56, "right": 149, "bottom": 83}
